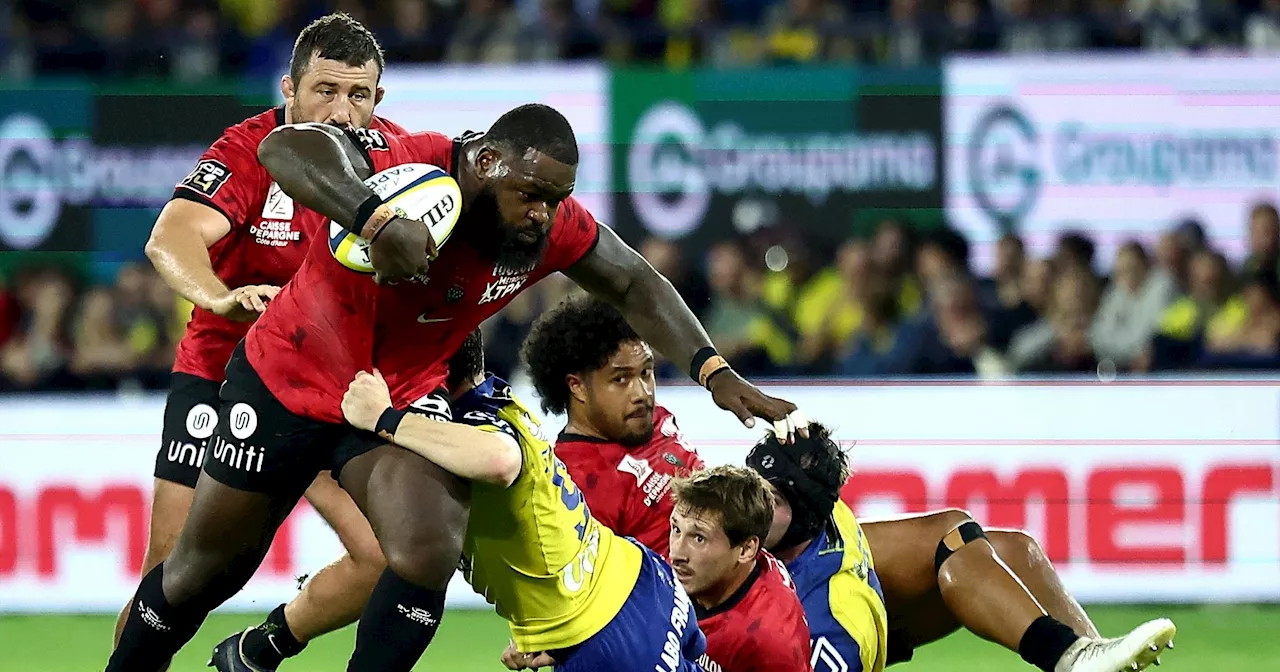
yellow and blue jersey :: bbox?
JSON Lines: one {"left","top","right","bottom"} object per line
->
{"left": 785, "top": 500, "right": 889, "bottom": 672}
{"left": 453, "top": 377, "right": 645, "bottom": 653}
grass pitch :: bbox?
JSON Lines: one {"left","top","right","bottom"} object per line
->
{"left": 1, "top": 605, "right": 1274, "bottom": 671}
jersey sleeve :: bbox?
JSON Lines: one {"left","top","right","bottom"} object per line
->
{"left": 543, "top": 197, "right": 601, "bottom": 272}
{"left": 457, "top": 409, "right": 519, "bottom": 441}
{"left": 404, "top": 131, "right": 456, "bottom": 169}
{"left": 172, "top": 124, "right": 268, "bottom": 230}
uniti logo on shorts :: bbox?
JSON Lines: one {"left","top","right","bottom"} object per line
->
{"left": 211, "top": 403, "right": 264, "bottom": 472}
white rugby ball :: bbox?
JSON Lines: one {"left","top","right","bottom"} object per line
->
{"left": 329, "top": 163, "right": 462, "bottom": 274}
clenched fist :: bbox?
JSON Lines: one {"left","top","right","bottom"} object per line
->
{"left": 342, "top": 369, "right": 393, "bottom": 431}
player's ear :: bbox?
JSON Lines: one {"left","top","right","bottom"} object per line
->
{"left": 739, "top": 536, "right": 761, "bottom": 564}
{"left": 567, "top": 373, "right": 588, "bottom": 406}
{"left": 281, "top": 75, "right": 296, "bottom": 103}
{"left": 375, "top": 86, "right": 386, "bottom": 106}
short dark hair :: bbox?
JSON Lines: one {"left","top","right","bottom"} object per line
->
{"left": 289, "top": 13, "right": 385, "bottom": 85}
{"left": 671, "top": 466, "right": 774, "bottom": 548}
{"left": 922, "top": 226, "right": 970, "bottom": 271}
{"left": 487, "top": 104, "right": 579, "bottom": 166}
{"left": 447, "top": 330, "right": 485, "bottom": 393}
{"left": 521, "top": 295, "right": 639, "bottom": 415}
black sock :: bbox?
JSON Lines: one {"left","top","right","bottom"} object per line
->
{"left": 107, "top": 564, "right": 210, "bottom": 672}
{"left": 241, "top": 604, "right": 306, "bottom": 669}
{"left": 1019, "top": 615, "right": 1082, "bottom": 672}
{"left": 346, "top": 569, "right": 447, "bottom": 672}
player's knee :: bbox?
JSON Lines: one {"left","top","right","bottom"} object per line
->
{"left": 381, "top": 525, "right": 464, "bottom": 590}
{"left": 988, "top": 529, "right": 1048, "bottom": 571}
{"left": 162, "top": 543, "right": 263, "bottom": 609}
{"left": 932, "top": 517, "right": 987, "bottom": 575}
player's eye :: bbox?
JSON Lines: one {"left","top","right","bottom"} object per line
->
{"left": 695, "top": 534, "right": 706, "bottom": 544}
{"left": 352, "top": 92, "right": 367, "bottom": 102}
{"left": 613, "top": 375, "right": 627, "bottom": 384}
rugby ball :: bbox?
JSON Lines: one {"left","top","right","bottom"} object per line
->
{"left": 329, "top": 163, "right": 462, "bottom": 274}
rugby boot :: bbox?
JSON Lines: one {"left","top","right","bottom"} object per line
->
{"left": 209, "top": 630, "right": 275, "bottom": 672}
{"left": 1055, "top": 618, "right": 1176, "bottom": 672}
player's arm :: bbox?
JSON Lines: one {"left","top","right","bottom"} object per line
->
{"left": 145, "top": 199, "right": 275, "bottom": 321}
{"left": 341, "top": 370, "right": 521, "bottom": 486}
{"left": 566, "top": 225, "right": 805, "bottom": 440}
{"left": 257, "top": 123, "right": 433, "bottom": 283}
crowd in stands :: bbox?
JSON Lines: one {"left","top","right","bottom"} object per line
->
{"left": 6, "top": 203, "right": 1278, "bottom": 392}
{"left": 8, "top": 0, "right": 1280, "bottom": 78}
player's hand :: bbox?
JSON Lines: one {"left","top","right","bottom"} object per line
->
{"left": 368, "top": 217, "right": 435, "bottom": 285}
{"left": 707, "top": 369, "right": 809, "bottom": 444}
{"left": 500, "top": 641, "right": 555, "bottom": 670}
{"left": 342, "top": 369, "right": 393, "bottom": 431}
{"left": 209, "top": 285, "right": 280, "bottom": 322}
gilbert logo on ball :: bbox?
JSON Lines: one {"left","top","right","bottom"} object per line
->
{"left": 329, "top": 163, "right": 462, "bottom": 274}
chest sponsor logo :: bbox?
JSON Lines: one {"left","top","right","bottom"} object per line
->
{"left": 250, "top": 183, "right": 301, "bottom": 247}
{"left": 617, "top": 454, "right": 673, "bottom": 507}
{"left": 180, "top": 159, "right": 231, "bottom": 198}
{"left": 261, "top": 182, "right": 294, "bottom": 220}
{"left": 479, "top": 264, "right": 530, "bottom": 305}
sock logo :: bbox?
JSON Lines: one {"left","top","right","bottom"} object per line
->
{"left": 396, "top": 604, "right": 438, "bottom": 627}
{"left": 136, "top": 600, "right": 171, "bottom": 632}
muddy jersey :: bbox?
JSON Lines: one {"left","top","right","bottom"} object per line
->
{"left": 245, "top": 128, "right": 600, "bottom": 422}
{"left": 169, "top": 107, "right": 408, "bottom": 382}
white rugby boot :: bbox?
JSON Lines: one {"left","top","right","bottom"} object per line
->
{"left": 1054, "top": 618, "right": 1176, "bottom": 672}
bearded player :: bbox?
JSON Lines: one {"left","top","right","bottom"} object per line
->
{"left": 747, "top": 428, "right": 1176, "bottom": 672}
{"left": 668, "top": 466, "right": 811, "bottom": 672}
{"left": 121, "top": 12, "right": 410, "bottom": 660}
{"left": 337, "top": 330, "right": 705, "bottom": 672}
{"left": 532, "top": 298, "right": 1176, "bottom": 672}
{"left": 108, "top": 101, "right": 805, "bottom": 671}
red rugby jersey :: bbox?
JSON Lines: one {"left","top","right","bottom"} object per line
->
{"left": 169, "top": 108, "right": 405, "bottom": 382}
{"left": 245, "top": 128, "right": 600, "bottom": 423}
{"left": 695, "top": 552, "right": 812, "bottom": 672}
{"left": 555, "top": 406, "right": 706, "bottom": 557}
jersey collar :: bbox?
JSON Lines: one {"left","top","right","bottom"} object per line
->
{"left": 453, "top": 375, "right": 502, "bottom": 414}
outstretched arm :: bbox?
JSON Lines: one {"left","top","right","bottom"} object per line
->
{"left": 342, "top": 370, "right": 521, "bottom": 486}
{"left": 566, "top": 225, "right": 806, "bottom": 440}
{"left": 257, "top": 123, "right": 433, "bottom": 283}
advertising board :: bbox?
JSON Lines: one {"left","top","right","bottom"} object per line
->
{"left": 3, "top": 382, "right": 1277, "bottom": 611}
{"left": 946, "top": 56, "right": 1280, "bottom": 271}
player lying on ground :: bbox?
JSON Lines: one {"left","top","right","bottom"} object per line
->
{"left": 667, "top": 466, "right": 813, "bottom": 672}
{"left": 747, "top": 427, "right": 1176, "bottom": 672}
{"left": 109, "top": 98, "right": 804, "bottom": 671}
{"left": 122, "top": 12, "right": 402, "bottom": 666}
{"left": 334, "top": 330, "right": 706, "bottom": 672}
{"left": 529, "top": 297, "right": 1176, "bottom": 672}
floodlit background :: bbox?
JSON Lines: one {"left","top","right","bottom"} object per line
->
{"left": 2, "top": 1, "right": 1280, "bottom": 670}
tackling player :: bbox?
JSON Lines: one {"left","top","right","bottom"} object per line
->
{"left": 534, "top": 298, "right": 1176, "bottom": 672}
{"left": 668, "top": 466, "right": 812, "bottom": 672}
{"left": 747, "top": 428, "right": 1176, "bottom": 672}
{"left": 109, "top": 100, "right": 805, "bottom": 671}
{"left": 121, "top": 11, "right": 408, "bottom": 663}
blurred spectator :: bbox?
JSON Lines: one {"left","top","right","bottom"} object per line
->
{"left": 523, "top": 0, "right": 602, "bottom": 60}
{"left": 1157, "top": 249, "right": 1244, "bottom": 343}
{"left": 69, "top": 287, "right": 137, "bottom": 387}
{"left": 1023, "top": 268, "right": 1100, "bottom": 374}
{"left": 796, "top": 239, "right": 871, "bottom": 370}
{"left": 1201, "top": 271, "right": 1280, "bottom": 366}
{"left": 0, "top": 269, "right": 75, "bottom": 389}
{"left": 837, "top": 275, "right": 905, "bottom": 375}
{"left": 866, "top": 273, "right": 1008, "bottom": 377}
{"left": 939, "top": 0, "right": 1000, "bottom": 53}
{"left": 870, "top": 217, "right": 924, "bottom": 317}
{"left": 1054, "top": 230, "right": 1097, "bottom": 276}
{"left": 1090, "top": 241, "right": 1177, "bottom": 367}
{"left": 113, "top": 263, "right": 172, "bottom": 376}
{"left": 485, "top": 274, "right": 578, "bottom": 380}
{"left": 382, "top": 0, "right": 450, "bottom": 63}
{"left": 982, "top": 233, "right": 1038, "bottom": 349}
{"left": 640, "top": 236, "right": 711, "bottom": 319}
{"left": 703, "top": 240, "right": 790, "bottom": 375}
{"left": 447, "top": 0, "right": 523, "bottom": 62}
{"left": 1246, "top": 0, "right": 1280, "bottom": 52}
{"left": 762, "top": 0, "right": 848, "bottom": 63}
{"left": 1243, "top": 202, "right": 1280, "bottom": 278}
{"left": 916, "top": 226, "right": 970, "bottom": 296}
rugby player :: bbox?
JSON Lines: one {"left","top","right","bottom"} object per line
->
{"left": 109, "top": 100, "right": 804, "bottom": 671}
{"left": 533, "top": 299, "right": 1175, "bottom": 672}
{"left": 120, "top": 12, "right": 406, "bottom": 663}
{"left": 747, "top": 429, "right": 1176, "bottom": 672}
{"left": 669, "top": 466, "right": 812, "bottom": 672}
{"left": 338, "top": 330, "right": 705, "bottom": 671}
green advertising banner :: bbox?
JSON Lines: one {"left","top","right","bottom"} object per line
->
{"left": 0, "top": 80, "right": 273, "bottom": 281}
{"left": 611, "top": 67, "right": 944, "bottom": 251}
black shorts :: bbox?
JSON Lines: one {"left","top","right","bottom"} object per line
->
{"left": 202, "top": 341, "right": 452, "bottom": 495}
{"left": 154, "top": 372, "right": 222, "bottom": 488}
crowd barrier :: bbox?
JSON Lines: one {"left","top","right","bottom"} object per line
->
{"left": 1, "top": 380, "right": 1277, "bottom": 612}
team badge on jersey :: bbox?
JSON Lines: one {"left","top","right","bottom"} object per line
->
{"left": 181, "top": 160, "right": 231, "bottom": 198}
